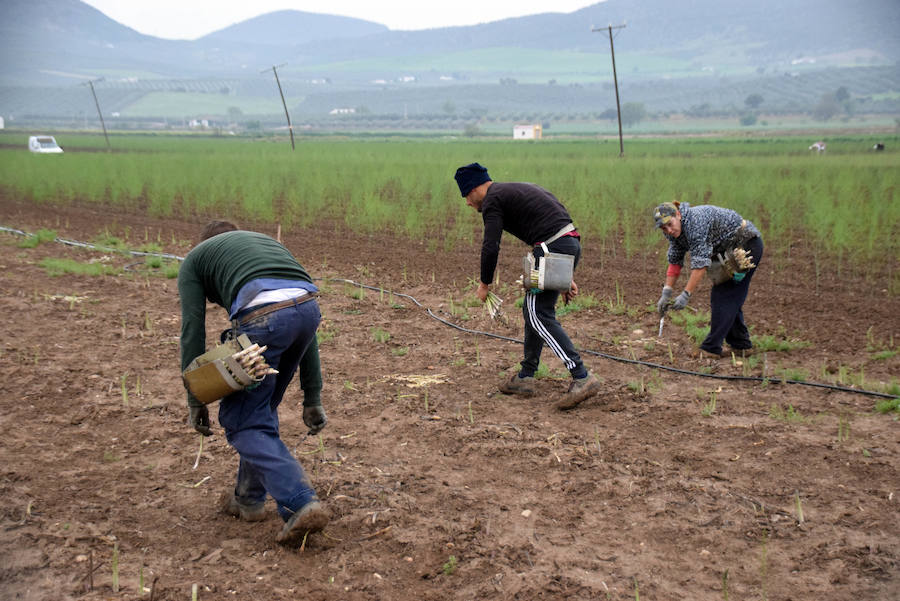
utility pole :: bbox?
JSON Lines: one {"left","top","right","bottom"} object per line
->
{"left": 262, "top": 64, "right": 295, "bottom": 150}
{"left": 83, "top": 78, "right": 110, "bottom": 150}
{"left": 592, "top": 23, "right": 626, "bottom": 157}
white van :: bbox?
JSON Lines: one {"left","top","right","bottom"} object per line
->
{"left": 28, "top": 135, "right": 64, "bottom": 154}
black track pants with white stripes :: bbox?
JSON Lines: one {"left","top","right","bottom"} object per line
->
{"left": 518, "top": 236, "right": 587, "bottom": 380}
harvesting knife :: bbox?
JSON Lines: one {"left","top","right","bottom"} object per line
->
{"left": 658, "top": 303, "right": 671, "bottom": 337}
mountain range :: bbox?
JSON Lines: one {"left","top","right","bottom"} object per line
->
{"left": 1, "top": 0, "right": 898, "bottom": 126}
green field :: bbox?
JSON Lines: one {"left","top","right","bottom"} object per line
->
{"left": 305, "top": 48, "right": 691, "bottom": 83}
{"left": 1, "top": 131, "right": 897, "bottom": 286}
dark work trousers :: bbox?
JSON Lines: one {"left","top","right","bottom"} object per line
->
{"left": 519, "top": 235, "right": 587, "bottom": 380}
{"left": 701, "top": 236, "right": 764, "bottom": 355}
{"left": 218, "top": 299, "right": 321, "bottom": 521}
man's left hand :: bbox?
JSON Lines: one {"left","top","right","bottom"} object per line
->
{"left": 563, "top": 280, "right": 579, "bottom": 305}
{"left": 303, "top": 404, "right": 328, "bottom": 435}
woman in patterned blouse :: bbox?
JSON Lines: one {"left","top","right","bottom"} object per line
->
{"left": 653, "top": 201, "right": 764, "bottom": 358}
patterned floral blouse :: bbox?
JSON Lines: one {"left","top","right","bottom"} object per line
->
{"left": 664, "top": 203, "right": 760, "bottom": 269}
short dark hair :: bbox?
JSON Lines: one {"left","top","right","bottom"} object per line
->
{"left": 200, "top": 220, "right": 238, "bottom": 241}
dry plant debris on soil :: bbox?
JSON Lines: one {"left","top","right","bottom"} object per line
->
{"left": 0, "top": 198, "right": 898, "bottom": 601}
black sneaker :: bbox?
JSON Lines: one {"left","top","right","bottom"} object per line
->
{"left": 498, "top": 373, "right": 535, "bottom": 397}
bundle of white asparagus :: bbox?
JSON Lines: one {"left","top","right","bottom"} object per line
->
{"left": 515, "top": 270, "right": 541, "bottom": 290}
{"left": 732, "top": 247, "right": 756, "bottom": 271}
{"left": 485, "top": 291, "right": 503, "bottom": 319}
{"left": 233, "top": 343, "right": 278, "bottom": 378}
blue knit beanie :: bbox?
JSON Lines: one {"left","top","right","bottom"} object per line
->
{"left": 454, "top": 163, "right": 491, "bottom": 197}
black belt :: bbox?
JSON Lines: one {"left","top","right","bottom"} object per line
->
{"left": 236, "top": 293, "right": 317, "bottom": 325}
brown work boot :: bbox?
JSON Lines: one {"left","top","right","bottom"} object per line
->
{"left": 498, "top": 373, "right": 535, "bottom": 397}
{"left": 276, "top": 501, "right": 330, "bottom": 546}
{"left": 219, "top": 490, "right": 267, "bottom": 522}
{"left": 555, "top": 373, "right": 601, "bottom": 411}
{"left": 728, "top": 347, "right": 754, "bottom": 357}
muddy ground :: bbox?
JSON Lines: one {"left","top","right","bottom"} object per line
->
{"left": 0, "top": 196, "right": 898, "bottom": 601}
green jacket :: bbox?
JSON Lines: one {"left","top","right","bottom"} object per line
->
{"left": 178, "top": 230, "right": 322, "bottom": 407}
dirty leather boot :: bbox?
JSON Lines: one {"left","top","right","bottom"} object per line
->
{"left": 219, "top": 490, "right": 267, "bottom": 522}
{"left": 498, "top": 373, "right": 535, "bottom": 397}
{"left": 276, "top": 501, "right": 330, "bottom": 546}
{"left": 555, "top": 373, "right": 601, "bottom": 410}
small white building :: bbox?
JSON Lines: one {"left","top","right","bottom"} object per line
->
{"left": 513, "top": 124, "right": 542, "bottom": 140}
{"left": 0, "top": 116, "right": 4, "bottom": 129}
{"left": 329, "top": 108, "right": 356, "bottom": 115}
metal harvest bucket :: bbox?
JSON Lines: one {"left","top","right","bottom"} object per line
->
{"left": 522, "top": 243, "right": 574, "bottom": 292}
{"left": 182, "top": 334, "right": 262, "bottom": 404}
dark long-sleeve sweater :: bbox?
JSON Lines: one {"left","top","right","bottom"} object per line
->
{"left": 479, "top": 182, "right": 574, "bottom": 284}
{"left": 177, "top": 230, "right": 322, "bottom": 407}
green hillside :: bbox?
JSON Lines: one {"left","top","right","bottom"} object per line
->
{"left": 1, "top": 0, "right": 898, "bottom": 131}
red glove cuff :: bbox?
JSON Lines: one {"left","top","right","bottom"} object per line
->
{"left": 666, "top": 264, "right": 682, "bottom": 277}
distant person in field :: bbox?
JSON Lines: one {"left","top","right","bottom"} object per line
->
{"left": 454, "top": 162, "right": 601, "bottom": 410}
{"left": 654, "top": 201, "right": 763, "bottom": 358}
{"left": 178, "top": 220, "right": 329, "bottom": 546}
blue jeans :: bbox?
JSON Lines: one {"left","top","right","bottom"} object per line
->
{"left": 218, "top": 299, "right": 321, "bottom": 521}
{"left": 701, "top": 237, "right": 764, "bottom": 355}
{"left": 519, "top": 236, "right": 587, "bottom": 380}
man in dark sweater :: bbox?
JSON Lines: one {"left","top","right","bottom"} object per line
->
{"left": 178, "top": 220, "right": 328, "bottom": 545}
{"left": 454, "top": 163, "right": 601, "bottom": 410}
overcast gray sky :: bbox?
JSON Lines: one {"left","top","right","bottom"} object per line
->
{"left": 80, "top": 1, "right": 601, "bottom": 40}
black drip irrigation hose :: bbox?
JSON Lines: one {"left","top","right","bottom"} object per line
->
{"left": 4, "top": 225, "right": 897, "bottom": 400}
{"left": 329, "top": 278, "right": 899, "bottom": 400}
{"left": 1, "top": 226, "right": 187, "bottom": 262}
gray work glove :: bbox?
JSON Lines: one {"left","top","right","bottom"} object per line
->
{"left": 657, "top": 286, "right": 674, "bottom": 315}
{"left": 671, "top": 290, "right": 691, "bottom": 311}
{"left": 731, "top": 220, "right": 754, "bottom": 247}
{"left": 189, "top": 405, "right": 213, "bottom": 436}
{"left": 302, "top": 404, "right": 328, "bottom": 436}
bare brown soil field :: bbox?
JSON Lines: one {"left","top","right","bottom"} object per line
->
{"left": 1, "top": 196, "right": 898, "bottom": 601}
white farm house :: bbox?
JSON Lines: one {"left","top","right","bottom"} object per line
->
{"left": 513, "top": 124, "right": 542, "bottom": 140}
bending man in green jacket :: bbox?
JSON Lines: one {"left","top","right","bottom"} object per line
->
{"left": 178, "top": 220, "right": 328, "bottom": 545}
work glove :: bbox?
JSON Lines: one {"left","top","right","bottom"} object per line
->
{"left": 656, "top": 286, "right": 674, "bottom": 315}
{"left": 731, "top": 220, "right": 753, "bottom": 248}
{"left": 670, "top": 290, "right": 691, "bottom": 311}
{"left": 303, "top": 404, "right": 328, "bottom": 436}
{"left": 189, "top": 405, "right": 213, "bottom": 436}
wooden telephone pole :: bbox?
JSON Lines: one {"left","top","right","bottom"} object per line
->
{"left": 592, "top": 24, "right": 626, "bottom": 157}
{"left": 83, "top": 78, "right": 110, "bottom": 150}
{"left": 262, "top": 64, "right": 295, "bottom": 150}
